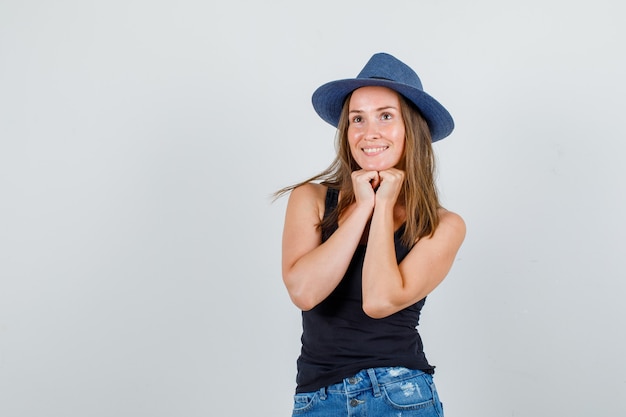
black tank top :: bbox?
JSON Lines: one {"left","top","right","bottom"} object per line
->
{"left": 295, "top": 187, "right": 434, "bottom": 393}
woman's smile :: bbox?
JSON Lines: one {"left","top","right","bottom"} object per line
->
{"left": 361, "top": 145, "right": 389, "bottom": 155}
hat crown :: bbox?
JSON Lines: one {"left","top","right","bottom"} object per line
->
{"left": 356, "top": 53, "right": 423, "bottom": 91}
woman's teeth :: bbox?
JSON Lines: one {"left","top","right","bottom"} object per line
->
{"left": 363, "top": 146, "right": 387, "bottom": 154}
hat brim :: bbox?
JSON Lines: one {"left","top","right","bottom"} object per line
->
{"left": 312, "top": 78, "right": 454, "bottom": 142}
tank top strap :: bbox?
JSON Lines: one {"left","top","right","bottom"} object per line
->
{"left": 321, "top": 187, "right": 339, "bottom": 242}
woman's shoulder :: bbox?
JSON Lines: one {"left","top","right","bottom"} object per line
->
{"left": 436, "top": 207, "right": 466, "bottom": 240}
{"left": 291, "top": 182, "right": 328, "bottom": 199}
{"left": 287, "top": 182, "right": 329, "bottom": 218}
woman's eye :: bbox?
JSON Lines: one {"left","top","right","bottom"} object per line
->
{"left": 381, "top": 113, "right": 392, "bottom": 120}
{"left": 352, "top": 116, "right": 362, "bottom": 123}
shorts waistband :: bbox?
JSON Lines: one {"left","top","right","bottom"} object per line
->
{"left": 321, "top": 367, "right": 427, "bottom": 395}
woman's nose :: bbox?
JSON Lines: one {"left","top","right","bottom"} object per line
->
{"left": 364, "top": 121, "right": 380, "bottom": 140}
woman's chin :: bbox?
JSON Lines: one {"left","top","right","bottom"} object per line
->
{"left": 358, "top": 162, "right": 396, "bottom": 172}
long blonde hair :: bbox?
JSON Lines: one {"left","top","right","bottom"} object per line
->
{"left": 274, "top": 91, "right": 440, "bottom": 246}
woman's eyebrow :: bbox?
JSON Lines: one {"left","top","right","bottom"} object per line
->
{"left": 349, "top": 105, "right": 398, "bottom": 114}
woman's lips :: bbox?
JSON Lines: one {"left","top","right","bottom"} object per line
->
{"left": 362, "top": 146, "right": 389, "bottom": 155}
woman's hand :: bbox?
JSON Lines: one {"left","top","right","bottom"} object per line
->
{"left": 351, "top": 168, "right": 405, "bottom": 209}
{"left": 351, "top": 169, "right": 379, "bottom": 209}
{"left": 375, "top": 168, "right": 405, "bottom": 206}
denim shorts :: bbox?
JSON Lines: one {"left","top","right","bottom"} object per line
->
{"left": 292, "top": 367, "right": 444, "bottom": 417}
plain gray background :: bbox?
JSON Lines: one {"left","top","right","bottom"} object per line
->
{"left": 1, "top": 1, "right": 625, "bottom": 416}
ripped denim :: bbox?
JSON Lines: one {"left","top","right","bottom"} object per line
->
{"left": 292, "top": 367, "right": 444, "bottom": 417}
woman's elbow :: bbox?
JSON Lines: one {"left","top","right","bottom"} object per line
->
{"left": 362, "top": 300, "right": 394, "bottom": 319}
{"left": 284, "top": 281, "right": 318, "bottom": 311}
{"left": 290, "top": 293, "right": 317, "bottom": 311}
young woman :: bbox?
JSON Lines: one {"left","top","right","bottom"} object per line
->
{"left": 276, "top": 52, "right": 466, "bottom": 416}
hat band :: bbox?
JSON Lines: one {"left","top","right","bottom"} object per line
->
{"left": 367, "top": 76, "right": 393, "bottom": 81}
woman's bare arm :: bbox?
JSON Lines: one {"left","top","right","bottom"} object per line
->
{"left": 362, "top": 206, "right": 466, "bottom": 319}
{"left": 281, "top": 183, "right": 373, "bottom": 310}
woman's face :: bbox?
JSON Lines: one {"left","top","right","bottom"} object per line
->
{"left": 347, "top": 86, "right": 406, "bottom": 171}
